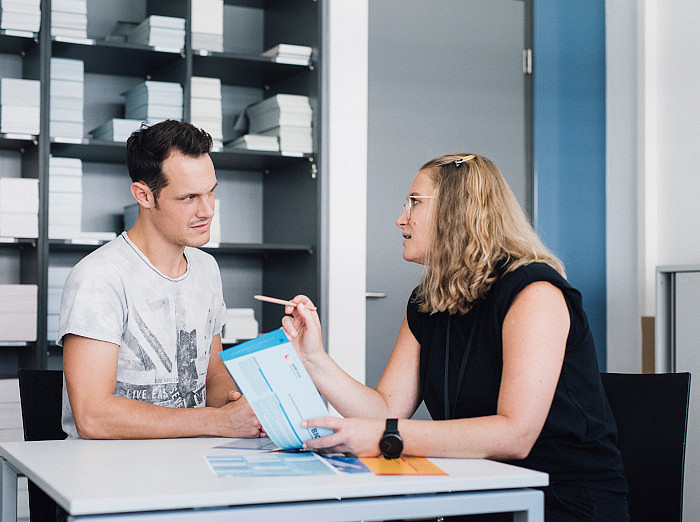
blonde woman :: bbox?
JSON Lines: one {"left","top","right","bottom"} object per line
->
{"left": 282, "top": 154, "right": 628, "bottom": 521}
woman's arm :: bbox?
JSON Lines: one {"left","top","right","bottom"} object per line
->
{"left": 282, "top": 296, "right": 422, "bottom": 419}
{"left": 302, "top": 281, "right": 570, "bottom": 459}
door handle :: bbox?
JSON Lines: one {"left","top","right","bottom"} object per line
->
{"left": 366, "top": 292, "right": 387, "bottom": 299}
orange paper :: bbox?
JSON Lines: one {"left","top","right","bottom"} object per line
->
{"left": 360, "top": 456, "right": 447, "bottom": 475}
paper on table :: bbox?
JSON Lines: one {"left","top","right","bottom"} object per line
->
{"left": 360, "top": 457, "right": 448, "bottom": 476}
{"left": 220, "top": 328, "right": 333, "bottom": 449}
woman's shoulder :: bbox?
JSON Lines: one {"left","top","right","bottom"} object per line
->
{"left": 499, "top": 262, "right": 569, "bottom": 290}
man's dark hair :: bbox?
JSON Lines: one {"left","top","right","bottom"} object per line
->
{"left": 126, "top": 119, "right": 213, "bottom": 204}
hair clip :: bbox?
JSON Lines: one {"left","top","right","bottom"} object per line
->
{"left": 454, "top": 154, "right": 476, "bottom": 166}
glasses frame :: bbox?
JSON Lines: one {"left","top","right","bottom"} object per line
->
{"left": 403, "top": 195, "right": 435, "bottom": 220}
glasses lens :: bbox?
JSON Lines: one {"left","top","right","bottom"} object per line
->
{"left": 404, "top": 197, "right": 411, "bottom": 219}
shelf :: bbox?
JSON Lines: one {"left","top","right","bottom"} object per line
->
{"left": 0, "top": 341, "right": 31, "bottom": 348}
{"left": 51, "top": 38, "right": 184, "bottom": 77}
{"left": 192, "top": 51, "right": 312, "bottom": 87}
{"left": 49, "top": 238, "right": 313, "bottom": 255}
{"left": 0, "top": 237, "right": 37, "bottom": 248}
{"left": 0, "top": 30, "right": 38, "bottom": 54}
{"left": 50, "top": 138, "right": 314, "bottom": 171}
{"left": 0, "top": 134, "right": 38, "bottom": 151}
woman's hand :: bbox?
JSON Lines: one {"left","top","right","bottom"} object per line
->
{"left": 281, "top": 295, "right": 326, "bottom": 365}
{"left": 300, "top": 416, "right": 386, "bottom": 457}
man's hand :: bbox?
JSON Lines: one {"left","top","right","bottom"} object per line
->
{"left": 216, "top": 392, "right": 265, "bottom": 438}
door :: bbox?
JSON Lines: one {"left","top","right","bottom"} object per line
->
{"left": 365, "top": 0, "right": 531, "bottom": 417}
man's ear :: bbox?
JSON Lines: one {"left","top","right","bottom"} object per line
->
{"left": 130, "top": 181, "right": 155, "bottom": 208}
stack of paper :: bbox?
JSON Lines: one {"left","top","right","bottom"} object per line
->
{"left": 190, "top": 77, "right": 223, "bottom": 149}
{"left": 47, "top": 266, "right": 72, "bottom": 342}
{"left": 50, "top": 58, "right": 84, "bottom": 139}
{"left": 0, "top": 284, "right": 37, "bottom": 342}
{"left": 0, "top": 178, "right": 38, "bottom": 238}
{"left": 261, "top": 44, "right": 312, "bottom": 65}
{"left": 91, "top": 118, "right": 144, "bottom": 142}
{"left": 247, "top": 94, "right": 313, "bottom": 153}
{"left": 124, "top": 81, "right": 183, "bottom": 122}
{"left": 48, "top": 157, "right": 82, "bottom": 239}
{"left": 0, "top": 0, "right": 40, "bottom": 33}
{"left": 191, "top": 0, "right": 223, "bottom": 52}
{"left": 128, "top": 15, "right": 185, "bottom": 51}
{"left": 51, "top": 0, "right": 87, "bottom": 39}
{"left": 0, "top": 78, "right": 40, "bottom": 135}
{"left": 221, "top": 308, "right": 258, "bottom": 343}
{"left": 229, "top": 134, "right": 279, "bottom": 152}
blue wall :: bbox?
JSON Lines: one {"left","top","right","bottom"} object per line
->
{"left": 533, "top": 0, "right": 607, "bottom": 368}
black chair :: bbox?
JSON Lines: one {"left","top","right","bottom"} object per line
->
{"left": 17, "top": 369, "right": 67, "bottom": 522}
{"left": 601, "top": 372, "right": 691, "bottom": 522}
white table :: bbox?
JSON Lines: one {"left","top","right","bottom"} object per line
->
{"left": 0, "top": 438, "right": 548, "bottom": 521}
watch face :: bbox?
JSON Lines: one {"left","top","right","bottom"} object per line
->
{"left": 380, "top": 433, "right": 403, "bottom": 458}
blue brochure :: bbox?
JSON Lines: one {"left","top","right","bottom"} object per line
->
{"left": 220, "top": 328, "right": 333, "bottom": 449}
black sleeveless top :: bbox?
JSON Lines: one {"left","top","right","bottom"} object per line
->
{"left": 407, "top": 263, "right": 626, "bottom": 491}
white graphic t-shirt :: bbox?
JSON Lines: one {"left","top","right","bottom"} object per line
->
{"left": 58, "top": 232, "right": 227, "bottom": 439}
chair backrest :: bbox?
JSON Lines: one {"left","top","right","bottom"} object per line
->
{"left": 18, "top": 368, "right": 67, "bottom": 522}
{"left": 18, "top": 368, "right": 67, "bottom": 441}
{"left": 601, "top": 372, "right": 691, "bottom": 522}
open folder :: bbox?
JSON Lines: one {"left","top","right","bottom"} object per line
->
{"left": 220, "top": 328, "right": 333, "bottom": 449}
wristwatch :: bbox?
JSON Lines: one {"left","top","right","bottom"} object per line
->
{"left": 379, "top": 418, "right": 403, "bottom": 458}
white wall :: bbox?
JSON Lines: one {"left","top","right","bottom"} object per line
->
{"left": 607, "top": 0, "right": 700, "bottom": 371}
{"left": 323, "top": 0, "right": 368, "bottom": 384}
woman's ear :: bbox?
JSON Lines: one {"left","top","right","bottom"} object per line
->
{"left": 130, "top": 181, "right": 154, "bottom": 208}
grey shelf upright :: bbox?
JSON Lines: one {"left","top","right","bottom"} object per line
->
{"left": 0, "top": 0, "right": 323, "bottom": 375}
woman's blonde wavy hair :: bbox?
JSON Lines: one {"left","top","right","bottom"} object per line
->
{"left": 415, "top": 153, "right": 565, "bottom": 315}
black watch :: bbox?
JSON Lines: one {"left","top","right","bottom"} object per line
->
{"left": 379, "top": 418, "right": 403, "bottom": 458}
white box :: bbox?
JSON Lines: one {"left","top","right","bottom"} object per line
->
{"left": 51, "top": 0, "right": 87, "bottom": 14}
{"left": 0, "top": 212, "right": 38, "bottom": 238}
{"left": 90, "top": 119, "right": 144, "bottom": 142}
{"left": 48, "top": 266, "right": 73, "bottom": 286}
{"left": 0, "top": 312, "right": 36, "bottom": 341}
{"left": 248, "top": 107, "right": 312, "bottom": 134}
{"left": 49, "top": 175, "right": 82, "bottom": 193}
{"left": 50, "top": 79, "right": 84, "bottom": 98}
{"left": 259, "top": 126, "right": 313, "bottom": 153}
{"left": 50, "top": 121, "right": 83, "bottom": 138}
{"left": 50, "top": 58, "right": 84, "bottom": 81}
{"left": 49, "top": 192, "right": 82, "bottom": 207}
{"left": 190, "top": 97, "right": 222, "bottom": 119}
{"left": 50, "top": 96, "right": 83, "bottom": 111}
{"left": 0, "top": 284, "right": 36, "bottom": 313}
{"left": 50, "top": 105, "right": 84, "bottom": 122}
{"left": 190, "top": 117, "right": 222, "bottom": 140}
{"left": 0, "top": 106, "right": 39, "bottom": 134}
{"left": 0, "top": 78, "right": 40, "bottom": 107}
{"left": 0, "top": 178, "right": 38, "bottom": 213}
{"left": 191, "top": 0, "right": 223, "bottom": 35}
{"left": 221, "top": 308, "right": 258, "bottom": 342}
{"left": 192, "top": 33, "right": 223, "bottom": 52}
{"left": 190, "top": 77, "right": 221, "bottom": 98}
{"left": 49, "top": 157, "right": 83, "bottom": 171}
{"left": 51, "top": 12, "right": 87, "bottom": 29}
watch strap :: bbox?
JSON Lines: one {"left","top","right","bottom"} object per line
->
{"left": 385, "top": 418, "right": 399, "bottom": 434}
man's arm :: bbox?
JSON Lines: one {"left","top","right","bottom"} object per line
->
{"left": 63, "top": 333, "right": 262, "bottom": 439}
{"left": 205, "top": 334, "right": 237, "bottom": 407}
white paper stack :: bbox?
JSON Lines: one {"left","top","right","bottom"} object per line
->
{"left": 0, "top": 178, "right": 38, "bottom": 238}
{"left": 229, "top": 134, "right": 279, "bottom": 152}
{"left": 0, "top": 78, "right": 40, "bottom": 135}
{"left": 124, "top": 81, "right": 183, "bottom": 122}
{"left": 50, "top": 58, "right": 84, "bottom": 139}
{"left": 261, "top": 44, "right": 312, "bottom": 65}
{"left": 0, "top": 0, "right": 40, "bottom": 33}
{"left": 47, "top": 266, "right": 72, "bottom": 342}
{"left": 128, "top": 15, "right": 185, "bottom": 51}
{"left": 51, "top": 0, "right": 87, "bottom": 39}
{"left": 0, "top": 284, "right": 37, "bottom": 342}
{"left": 48, "top": 157, "right": 82, "bottom": 239}
{"left": 247, "top": 94, "right": 313, "bottom": 153}
{"left": 221, "top": 308, "right": 258, "bottom": 343}
{"left": 91, "top": 118, "right": 144, "bottom": 142}
{"left": 190, "top": 77, "right": 223, "bottom": 148}
{"left": 191, "top": 0, "right": 223, "bottom": 52}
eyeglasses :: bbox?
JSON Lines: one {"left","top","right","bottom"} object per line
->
{"left": 402, "top": 196, "right": 435, "bottom": 220}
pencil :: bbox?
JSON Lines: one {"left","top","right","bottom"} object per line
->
{"left": 253, "top": 295, "right": 317, "bottom": 311}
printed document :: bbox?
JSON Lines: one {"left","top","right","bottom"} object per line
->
{"left": 220, "top": 328, "right": 332, "bottom": 449}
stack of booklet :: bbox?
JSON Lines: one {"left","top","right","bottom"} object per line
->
{"left": 50, "top": 58, "right": 84, "bottom": 139}
{"left": 52, "top": 0, "right": 87, "bottom": 39}
{"left": 0, "top": 177, "right": 38, "bottom": 238}
{"left": 47, "top": 266, "right": 72, "bottom": 343}
{"left": 229, "top": 134, "right": 278, "bottom": 152}
{"left": 247, "top": 94, "right": 313, "bottom": 153}
{"left": 91, "top": 118, "right": 143, "bottom": 142}
{"left": 128, "top": 15, "right": 185, "bottom": 51}
{"left": 261, "top": 44, "right": 312, "bottom": 65}
{"left": 124, "top": 81, "right": 183, "bottom": 122}
{"left": 48, "top": 157, "right": 82, "bottom": 239}
{"left": 191, "top": 77, "right": 223, "bottom": 149}
{"left": 0, "top": 284, "right": 36, "bottom": 342}
{"left": 191, "top": 0, "right": 223, "bottom": 52}
{"left": 0, "top": 78, "right": 40, "bottom": 135}
{"left": 0, "top": 0, "right": 40, "bottom": 33}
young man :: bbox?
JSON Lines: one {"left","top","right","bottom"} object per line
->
{"left": 59, "top": 120, "right": 262, "bottom": 439}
